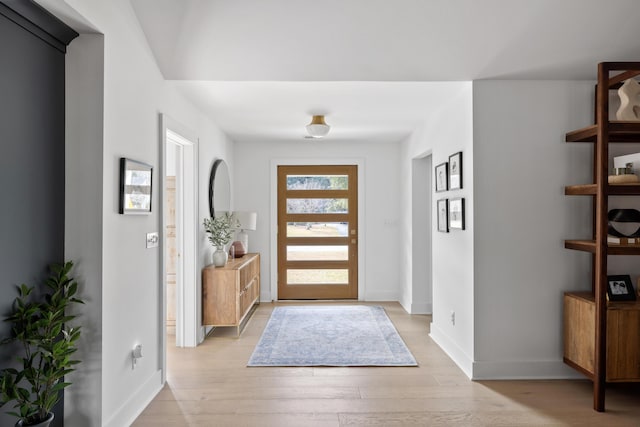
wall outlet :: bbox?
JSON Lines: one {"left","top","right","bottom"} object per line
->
{"left": 132, "top": 344, "right": 143, "bottom": 369}
{"left": 146, "top": 232, "right": 159, "bottom": 248}
{"left": 450, "top": 311, "right": 456, "bottom": 326}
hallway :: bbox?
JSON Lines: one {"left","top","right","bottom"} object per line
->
{"left": 133, "top": 302, "right": 640, "bottom": 426}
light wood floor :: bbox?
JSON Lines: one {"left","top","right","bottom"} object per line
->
{"left": 133, "top": 302, "right": 640, "bottom": 426}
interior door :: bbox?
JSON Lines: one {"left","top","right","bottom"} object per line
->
{"left": 277, "top": 165, "right": 358, "bottom": 299}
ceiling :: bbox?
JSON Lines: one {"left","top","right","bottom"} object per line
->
{"left": 128, "top": 0, "right": 640, "bottom": 143}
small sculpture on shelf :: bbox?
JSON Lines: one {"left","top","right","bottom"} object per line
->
{"left": 608, "top": 162, "right": 638, "bottom": 184}
{"left": 607, "top": 208, "right": 640, "bottom": 246}
{"left": 616, "top": 78, "right": 640, "bottom": 121}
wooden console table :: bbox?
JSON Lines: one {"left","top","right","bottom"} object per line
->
{"left": 202, "top": 253, "right": 260, "bottom": 335}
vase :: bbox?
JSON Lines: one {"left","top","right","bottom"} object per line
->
{"left": 617, "top": 78, "right": 640, "bottom": 120}
{"left": 212, "top": 246, "right": 228, "bottom": 267}
{"left": 16, "top": 412, "right": 54, "bottom": 427}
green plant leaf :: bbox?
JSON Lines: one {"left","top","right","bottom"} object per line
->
{"left": 0, "top": 261, "right": 84, "bottom": 422}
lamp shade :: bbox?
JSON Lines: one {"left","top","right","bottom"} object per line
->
{"left": 306, "top": 115, "right": 330, "bottom": 138}
{"left": 233, "top": 211, "right": 257, "bottom": 231}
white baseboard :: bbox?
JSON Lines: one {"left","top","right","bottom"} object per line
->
{"left": 472, "top": 359, "right": 586, "bottom": 380}
{"left": 104, "top": 369, "right": 163, "bottom": 427}
{"left": 410, "top": 301, "right": 432, "bottom": 314}
{"left": 429, "top": 322, "right": 473, "bottom": 378}
{"left": 365, "top": 290, "right": 399, "bottom": 301}
{"left": 430, "top": 322, "right": 586, "bottom": 380}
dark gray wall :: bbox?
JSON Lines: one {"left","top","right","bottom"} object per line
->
{"left": 0, "top": 2, "right": 76, "bottom": 425}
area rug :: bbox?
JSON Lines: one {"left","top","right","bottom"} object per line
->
{"left": 247, "top": 305, "right": 417, "bottom": 367}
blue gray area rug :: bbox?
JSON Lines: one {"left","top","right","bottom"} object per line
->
{"left": 247, "top": 305, "right": 417, "bottom": 367}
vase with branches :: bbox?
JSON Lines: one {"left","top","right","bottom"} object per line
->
{"left": 203, "top": 213, "right": 239, "bottom": 266}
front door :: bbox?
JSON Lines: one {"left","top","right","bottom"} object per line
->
{"left": 277, "top": 165, "right": 358, "bottom": 299}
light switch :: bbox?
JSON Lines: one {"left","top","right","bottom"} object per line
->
{"left": 146, "top": 232, "right": 159, "bottom": 248}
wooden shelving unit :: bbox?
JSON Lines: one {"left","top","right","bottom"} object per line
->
{"left": 563, "top": 62, "right": 640, "bottom": 411}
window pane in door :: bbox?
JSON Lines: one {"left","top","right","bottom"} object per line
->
{"left": 287, "top": 199, "right": 348, "bottom": 214}
{"left": 287, "top": 269, "right": 349, "bottom": 285}
{"left": 286, "top": 175, "right": 348, "bottom": 190}
{"left": 286, "top": 222, "right": 348, "bottom": 237}
{"left": 287, "top": 245, "right": 349, "bottom": 261}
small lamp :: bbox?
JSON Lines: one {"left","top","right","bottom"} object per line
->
{"left": 232, "top": 211, "right": 257, "bottom": 254}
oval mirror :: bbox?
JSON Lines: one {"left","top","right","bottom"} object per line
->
{"left": 208, "top": 159, "right": 230, "bottom": 217}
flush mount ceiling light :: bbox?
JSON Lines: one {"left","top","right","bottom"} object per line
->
{"left": 305, "top": 115, "right": 330, "bottom": 138}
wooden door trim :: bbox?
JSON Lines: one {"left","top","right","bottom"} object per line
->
{"left": 277, "top": 165, "right": 358, "bottom": 299}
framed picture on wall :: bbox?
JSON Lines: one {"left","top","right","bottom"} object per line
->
{"left": 435, "top": 162, "right": 448, "bottom": 192}
{"left": 437, "top": 199, "right": 449, "bottom": 232}
{"left": 119, "top": 158, "right": 153, "bottom": 214}
{"left": 449, "top": 198, "right": 465, "bottom": 230}
{"left": 606, "top": 275, "right": 636, "bottom": 301}
{"left": 449, "top": 151, "right": 463, "bottom": 190}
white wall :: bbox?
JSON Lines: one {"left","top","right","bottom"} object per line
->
{"left": 233, "top": 140, "right": 401, "bottom": 302}
{"left": 400, "top": 82, "right": 475, "bottom": 376}
{"left": 56, "top": 0, "right": 234, "bottom": 425}
{"left": 65, "top": 33, "right": 104, "bottom": 425}
{"left": 472, "top": 80, "right": 596, "bottom": 379}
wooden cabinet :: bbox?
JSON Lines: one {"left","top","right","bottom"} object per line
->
{"left": 564, "top": 292, "right": 640, "bottom": 382}
{"left": 202, "top": 253, "right": 260, "bottom": 335}
{"left": 563, "top": 62, "right": 640, "bottom": 411}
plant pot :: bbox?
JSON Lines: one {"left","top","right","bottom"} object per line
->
{"left": 16, "top": 412, "right": 54, "bottom": 427}
{"left": 212, "top": 246, "right": 228, "bottom": 267}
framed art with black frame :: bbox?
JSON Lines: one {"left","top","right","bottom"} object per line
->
{"left": 435, "top": 162, "right": 448, "bottom": 192}
{"left": 449, "top": 198, "right": 465, "bottom": 230}
{"left": 606, "top": 275, "right": 636, "bottom": 301}
{"left": 449, "top": 151, "right": 463, "bottom": 190}
{"left": 119, "top": 157, "right": 153, "bottom": 215}
{"left": 437, "top": 199, "right": 449, "bottom": 232}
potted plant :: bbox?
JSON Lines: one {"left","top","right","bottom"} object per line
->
{"left": 0, "top": 261, "right": 83, "bottom": 427}
{"left": 203, "top": 213, "right": 239, "bottom": 267}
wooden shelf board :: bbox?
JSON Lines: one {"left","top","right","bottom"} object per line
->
{"left": 565, "top": 184, "right": 597, "bottom": 195}
{"left": 608, "top": 245, "right": 640, "bottom": 255}
{"left": 609, "top": 184, "right": 640, "bottom": 195}
{"left": 565, "top": 291, "right": 596, "bottom": 302}
{"left": 566, "top": 122, "right": 640, "bottom": 143}
{"left": 565, "top": 240, "right": 596, "bottom": 253}
{"left": 565, "top": 240, "right": 640, "bottom": 255}
{"left": 566, "top": 125, "right": 598, "bottom": 142}
{"left": 565, "top": 184, "right": 640, "bottom": 195}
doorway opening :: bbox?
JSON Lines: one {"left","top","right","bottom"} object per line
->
{"left": 411, "top": 154, "right": 433, "bottom": 314}
{"left": 161, "top": 115, "right": 199, "bottom": 383}
{"left": 277, "top": 165, "right": 358, "bottom": 299}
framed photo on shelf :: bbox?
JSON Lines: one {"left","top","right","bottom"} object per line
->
{"left": 606, "top": 275, "right": 636, "bottom": 301}
{"left": 449, "top": 151, "right": 463, "bottom": 190}
{"left": 435, "top": 162, "right": 448, "bottom": 192}
{"left": 449, "top": 198, "right": 465, "bottom": 230}
{"left": 437, "top": 199, "right": 449, "bottom": 232}
{"left": 119, "top": 158, "right": 153, "bottom": 215}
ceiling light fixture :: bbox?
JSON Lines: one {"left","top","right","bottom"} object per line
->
{"left": 306, "top": 115, "right": 330, "bottom": 138}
